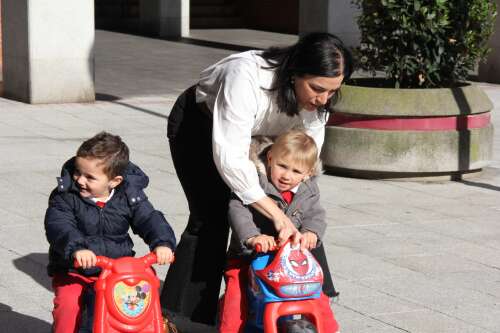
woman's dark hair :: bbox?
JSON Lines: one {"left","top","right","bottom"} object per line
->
{"left": 260, "top": 32, "right": 353, "bottom": 117}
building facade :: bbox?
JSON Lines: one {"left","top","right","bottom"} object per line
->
{"left": 1, "top": 0, "right": 499, "bottom": 104}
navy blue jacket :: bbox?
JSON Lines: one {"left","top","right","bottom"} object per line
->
{"left": 45, "top": 157, "right": 176, "bottom": 276}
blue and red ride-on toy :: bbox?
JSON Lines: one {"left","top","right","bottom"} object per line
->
{"left": 245, "top": 240, "right": 329, "bottom": 333}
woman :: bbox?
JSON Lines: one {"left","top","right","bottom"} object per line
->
{"left": 160, "top": 32, "right": 353, "bottom": 325}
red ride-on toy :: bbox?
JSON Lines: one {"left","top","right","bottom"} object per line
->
{"left": 75, "top": 253, "right": 172, "bottom": 333}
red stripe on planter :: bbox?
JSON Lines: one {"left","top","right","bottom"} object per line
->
{"left": 328, "top": 112, "right": 491, "bottom": 131}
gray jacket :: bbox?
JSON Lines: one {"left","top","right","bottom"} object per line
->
{"left": 228, "top": 172, "right": 326, "bottom": 257}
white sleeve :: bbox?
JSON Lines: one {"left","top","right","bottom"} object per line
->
{"left": 301, "top": 111, "right": 327, "bottom": 152}
{"left": 211, "top": 63, "right": 267, "bottom": 205}
{"left": 306, "top": 125, "right": 325, "bottom": 153}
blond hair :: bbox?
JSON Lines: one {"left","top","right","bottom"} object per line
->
{"left": 269, "top": 130, "right": 318, "bottom": 171}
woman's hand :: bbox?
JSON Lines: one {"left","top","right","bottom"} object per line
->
{"left": 246, "top": 235, "right": 277, "bottom": 252}
{"left": 250, "top": 196, "right": 302, "bottom": 246}
{"left": 154, "top": 246, "right": 174, "bottom": 265}
{"left": 273, "top": 213, "right": 302, "bottom": 246}
{"left": 74, "top": 249, "right": 97, "bottom": 269}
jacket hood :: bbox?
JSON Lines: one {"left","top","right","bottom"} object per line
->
{"left": 249, "top": 135, "right": 322, "bottom": 178}
{"left": 57, "top": 157, "right": 149, "bottom": 194}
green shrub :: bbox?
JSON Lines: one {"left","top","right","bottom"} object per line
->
{"left": 352, "top": 0, "right": 497, "bottom": 88}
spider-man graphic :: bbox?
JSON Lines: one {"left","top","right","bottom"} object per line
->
{"left": 288, "top": 249, "right": 310, "bottom": 276}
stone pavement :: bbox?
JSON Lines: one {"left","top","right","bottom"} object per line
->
{"left": 0, "top": 29, "right": 500, "bottom": 333}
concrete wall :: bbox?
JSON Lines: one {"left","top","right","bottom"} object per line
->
{"left": 299, "top": 0, "right": 360, "bottom": 47}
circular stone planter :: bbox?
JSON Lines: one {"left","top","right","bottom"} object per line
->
{"left": 322, "top": 80, "right": 494, "bottom": 179}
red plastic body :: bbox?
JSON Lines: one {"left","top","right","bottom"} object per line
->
{"left": 263, "top": 300, "right": 323, "bottom": 333}
{"left": 76, "top": 253, "right": 164, "bottom": 333}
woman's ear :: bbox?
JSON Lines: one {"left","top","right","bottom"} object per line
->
{"left": 109, "top": 175, "right": 123, "bottom": 189}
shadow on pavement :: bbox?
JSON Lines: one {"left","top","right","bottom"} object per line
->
{"left": 167, "top": 314, "right": 218, "bottom": 333}
{"left": 96, "top": 93, "right": 170, "bottom": 120}
{"left": 96, "top": 92, "right": 121, "bottom": 101}
{"left": 0, "top": 303, "right": 52, "bottom": 333}
{"left": 13, "top": 253, "right": 52, "bottom": 291}
{"left": 113, "top": 101, "right": 168, "bottom": 119}
{"left": 454, "top": 167, "right": 500, "bottom": 192}
{"left": 456, "top": 179, "right": 500, "bottom": 192}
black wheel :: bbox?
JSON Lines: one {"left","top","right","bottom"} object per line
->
{"left": 279, "top": 318, "right": 318, "bottom": 333}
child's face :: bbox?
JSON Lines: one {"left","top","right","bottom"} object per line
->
{"left": 267, "top": 152, "right": 312, "bottom": 192}
{"left": 73, "top": 157, "right": 122, "bottom": 200}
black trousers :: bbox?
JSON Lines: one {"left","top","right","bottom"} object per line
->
{"left": 160, "top": 86, "right": 338, "bottom": 326}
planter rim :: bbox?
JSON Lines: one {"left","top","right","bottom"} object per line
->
{"left": 334, "top": 81, "right": 493, "bottom": 116}
{"left": 345, "top": 78, "right": 471, "bottom": 90}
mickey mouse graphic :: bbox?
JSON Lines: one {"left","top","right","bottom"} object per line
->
{"left": 125, "top": 285, "right": 147, "bottom": 311}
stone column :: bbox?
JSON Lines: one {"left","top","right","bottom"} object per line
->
{"left": 478, "top": 0, "right": 500, "bottom": 84}
{"left": 298, "top": 0, "right": 360, "bottom": 48}
{"left": 140, "top": 0, "right": 189, "bottom": 38}
{"left": 1, "top": 0, "right": 94, "bottom": 104}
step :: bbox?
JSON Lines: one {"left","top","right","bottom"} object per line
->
{"left": 190, "top": 16, "right": 244, "bottom": 29}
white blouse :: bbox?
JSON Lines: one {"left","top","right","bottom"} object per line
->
{"left": 196, "top": 50, "right": 326, "bottom": 205}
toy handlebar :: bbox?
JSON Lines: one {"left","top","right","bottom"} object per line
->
{"left": 254, "top": 243, "right": 279, "bottom": 253}
{"left": 142, "top": 252, "right": 158, "bottom": 266}
{"left": 254, "top": 238, "right": 300, "bottom": 253}
{"left": 73, "top": 252, "right": 174, "bottom": 269}
{"left": 74, "top": 255, "right": 112, "bottom": 269}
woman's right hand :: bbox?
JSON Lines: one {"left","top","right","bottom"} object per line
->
{"left": 273, "top": 213, "right": 301, "bottom": 246}
{"left": 250, "top": 196, "right": 301, "bottom": 245}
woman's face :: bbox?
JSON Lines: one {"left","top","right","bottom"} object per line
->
{"left": 294, "top": 74, "right": 344, "bottom": 111}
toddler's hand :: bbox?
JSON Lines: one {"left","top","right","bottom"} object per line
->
{"left": 246, "top": 235, "right": 277, "bottom": 253}
{"left": 154, "top": 246, "right": 174, "bottom": 265}
{"left": 300, "top": 231, "right": 318, "bottom": 251}
{"left": 74, "top": 249, "right": 97, "bottom": 269}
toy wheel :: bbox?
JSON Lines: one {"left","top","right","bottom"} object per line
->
{"left": 279, "top": 318, "right": 318, "bottom": 333}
